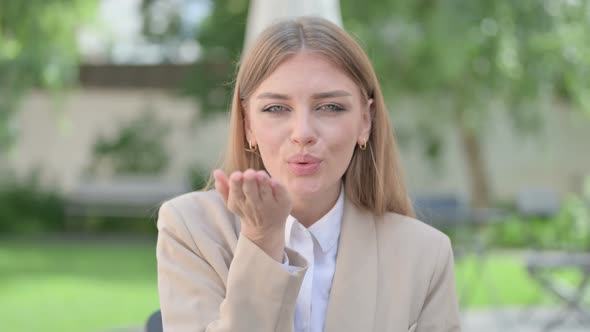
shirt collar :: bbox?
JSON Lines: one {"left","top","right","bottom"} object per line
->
{"left": 285, "top": 184, "right": 345, "bottom": 253}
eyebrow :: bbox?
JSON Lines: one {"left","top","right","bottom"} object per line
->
{"left": 256, "top": 90, "right": 352, "bottom": 100}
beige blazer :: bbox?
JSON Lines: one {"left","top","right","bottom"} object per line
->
{"left": 157, "top": 190, "right": 461, "bottom": 332}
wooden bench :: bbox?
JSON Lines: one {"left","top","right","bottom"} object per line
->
{"left": 65, "top": 176, "right": 192, "bottom": 219}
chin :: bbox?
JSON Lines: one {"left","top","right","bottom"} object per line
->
{"left": 285, "top": 177, "right": 324, "bottom": 197}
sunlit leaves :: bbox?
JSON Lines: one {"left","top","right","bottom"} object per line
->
{"left": 0, "top": 0, "right": 97, "bottom": 150}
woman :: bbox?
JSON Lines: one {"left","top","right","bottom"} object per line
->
{"left": 157, "top": 16, "right": 461, "bottom": 332}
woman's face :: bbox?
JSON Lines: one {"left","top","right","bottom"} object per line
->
{"left": 245, "top": 51, "right": 372, "bottom": 200}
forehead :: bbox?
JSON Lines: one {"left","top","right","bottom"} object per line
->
{"left": 252, "top": 51, "right": 360, "bottom": 98}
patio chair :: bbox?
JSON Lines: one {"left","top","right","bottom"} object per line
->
{"left": 412, "top": 193, "right": 487, "bottom": 305}
{"left": 520, "top": 187, "right": 590, "bottom": 331}
{"left": 525, "top": 252, "right": 590, "bottom": 331}
{"left": 515, "top": 188, "right": 561, "bottom": 218}
{"left": 412, "top": 193, "right": 471, "bottom": 230}
{"left": 146, "top": 310, "right": 162, "bottom": 332}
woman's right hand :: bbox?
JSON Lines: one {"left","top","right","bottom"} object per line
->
{"left": 213, "top": 169, "right": 292, "bottom": 262}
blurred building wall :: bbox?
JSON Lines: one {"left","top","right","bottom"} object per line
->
{"left": 397, "top": 102, "right": 590, "bottom": 199}
{"left": 7, "top": 87, "right": 590, "bottom": 200}
{"left": 7, "top": 88, "right": 224, "bottom": 192}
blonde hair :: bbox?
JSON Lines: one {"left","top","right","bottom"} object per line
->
{"left": 207, "top": 16, "right": 414, "bottom": 218}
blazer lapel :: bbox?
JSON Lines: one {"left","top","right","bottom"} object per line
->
{"left": 324, "top": 198, "right": 378, "bottom": 332}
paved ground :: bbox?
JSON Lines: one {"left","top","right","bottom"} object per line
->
{"left": 462, "top": 307, "right": 589, "bottom": 332}
{"left": 103, "top": 307, "right": 589, "bottom": 332}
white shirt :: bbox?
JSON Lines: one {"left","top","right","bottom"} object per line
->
{"left": 282, "top": 187, "right": 344, "bottom": 332}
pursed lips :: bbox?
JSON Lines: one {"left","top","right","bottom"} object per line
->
{"left": 286, "top": 154, "right": 322, "bottom": 176}
{"left": 287, "top": 153, "right": 321, "bottom": 164}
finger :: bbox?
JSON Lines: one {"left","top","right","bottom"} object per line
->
{"left": 213, "top": 169, "right": 229, "bottom": 204}
{"left": 257, "top": 171, "right": 273, "bottom": 202}
{"left": 270, "top": 178, "right": 290, "bottom": 204}
{"left": 228, "top": 172, "right": 244, "bottom": 211}
{"left": 242, "top": 169, "right": 260, "bottom": 202}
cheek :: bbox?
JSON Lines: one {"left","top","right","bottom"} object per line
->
{"left": 330, "top": 132, "right": 357, "bottom": 163}
{"left": 329, "top": 115, "right": 362, "bottom": 142}
{"left": 251, "top": 121, "right": 284, "bottom": 173}
{"left": 325, "top": 124, "right": 358, "bottom": 160}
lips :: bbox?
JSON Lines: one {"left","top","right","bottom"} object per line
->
{"left": 287, "top": 154, "right": 321, "bottom": 164}
{"left": 287, "top": 153, "right": 321, "bottom": 176}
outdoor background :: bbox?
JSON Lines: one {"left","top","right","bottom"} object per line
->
{"left": 1, "top": 0, "right": 589, "bottom": 331}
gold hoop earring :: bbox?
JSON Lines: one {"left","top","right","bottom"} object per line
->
{"left": 359, "top": 141, "right": 367, "bottom": 150}
{"left": 246, "top": 141, "right": 258, "bottom": 153}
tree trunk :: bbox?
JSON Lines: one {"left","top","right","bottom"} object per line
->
{"left": 456, "top": 121, "right": 492, "bottom": 209}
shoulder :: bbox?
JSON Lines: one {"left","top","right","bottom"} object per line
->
{"left": 158, "top": 190, "right": 239, "bottom": 244}
{"left": 373, "top": 212, "right": 455, "bottom": 302}
{"left": 378, "top": 212, "right": 449, "bottom": 242}
{"left": 163, "top": 190, "right": 227, "bottom": 217}
{"left": 374, "top": 213, "right": 459, "bottom": 326}
{"left": 375, "top": 211, "right": 452, "bottom": 257}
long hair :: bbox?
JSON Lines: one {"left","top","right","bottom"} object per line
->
{"left": 207, "top": 16, "right": 414, "bottom": 218}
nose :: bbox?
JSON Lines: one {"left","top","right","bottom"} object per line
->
{"left": 290, "top": 111, "right": 317, "bottom": 147}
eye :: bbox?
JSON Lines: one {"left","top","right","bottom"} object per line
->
{"left": 261, "top": 105, "right": 289, "bottom": 113}
{"left": 318, "top": 103, "right": 346, "bottom": 112}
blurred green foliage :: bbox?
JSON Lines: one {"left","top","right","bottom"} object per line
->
{"left": 139, "top": 0, "right": 590, "bottom": 123}
{"left": 0, "top": 0, "right": 97, "bottom": 150}
{"left": 186, "top": 0, "right": 248, "bottom": 113}
{"left": 485, "top": 198, "right": 590, "bottom": 250}
{"left": 188, "top": 165, "right": 210, "bottom": 191}
{"left": 2, "top": 1, "right": 588, "bottom": 212}
{"left": 0, "top": 169, "right": 159, "bottom": 235}
{"left": 66, "top": 215, "right": 159, "bottom": 235}
{"left": 343, "top": 1, "right": 590, "bottom": 113}
{"left": 140, "top": 0, "right": 590, "bottom": 207}
{"left": 142, "top": 0, "right": 249, "bottom": 117}
{"left": 484, "top": 179, "right": 590, "bottom": 250}
{"left": 2, "top": 166, "right": 586, "bottom": 248}
{"left": 142, "top": 0, "right": 247, "bottom": 114}
{"left": 0, "top": 170, "right": 66, "bottom": 233}
{"left": 87, "top": 111, "right": 171, "bottom": 176}
{"left": 343, "top": 0, "right": 589, "bottom": 207}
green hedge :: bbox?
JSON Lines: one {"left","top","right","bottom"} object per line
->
{"left": 484, "top": 194, "right": 590, "bottom": 250}
{"left": 2, "top": 169, "right": 588, "bottom": 249}
{"left": 0, "top": 172, "right": 66, "bottom": 233}
{"left": 0, "top": 171, "right": 158, "bottom": 235}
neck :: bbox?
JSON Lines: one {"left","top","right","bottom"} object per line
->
{"left": 290, "top": 183, "right": 341, "bottom": 228}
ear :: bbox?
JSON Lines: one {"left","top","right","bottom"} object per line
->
{"left": 242, "top": 99, "right": 256, "bottom": 145}
{"left": 358, "top": 98, "right": 373, "bottom": 144}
